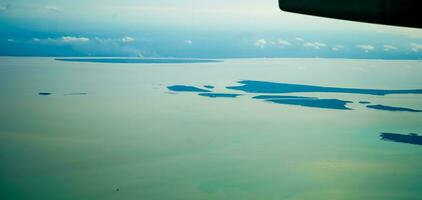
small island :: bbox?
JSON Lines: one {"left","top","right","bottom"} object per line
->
{"left": 167, "top": 85, "right": 211, "bottom": 93}
{"left": 227, "top": 80, "right": 422, "bottom": 96}
{"left": 198, "top": 93, "right": 241, "bottom": 98}
{"left": 38, "top": 92, "right": 52, "bottom": 96}
{"left": 266, "top": 98, "right": 353, "bottom": 110}
{"left": 367, "top": 104, "right": 422, "bottom": 112}
{"left": 380, "top": 132, "right": 422, "bottom": 145}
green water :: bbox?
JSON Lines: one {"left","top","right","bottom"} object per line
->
{"left": 1, "top": 57, "right": 422, "bottom": 199}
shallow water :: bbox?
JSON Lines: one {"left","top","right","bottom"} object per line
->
{"left": 1, "top": 57, "right": 422, "bottom": 200}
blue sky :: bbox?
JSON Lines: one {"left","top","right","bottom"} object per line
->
{"left": 1, "top": 0, "right": 422, "bottom": 59}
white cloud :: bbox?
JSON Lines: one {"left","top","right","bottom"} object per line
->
{"left": 277, "top": 39, "right": 292, "bottom": 47}
{"left": 383, "top": 44, "right": 397, "bottom": 51}
{"left": 410, "top": 43, "right": 422, "bottom": 52}
{"left": 184, "top": 40, "right": 193, "bottom": 44}
{"left": 295, "top": 37, "right": 305, "bottom": 42}
{"left": 121, "top": 36, "right": 135, "bottom": 43}
{"left": 255, "top": 39, "right": 267, "bottom": 48}
{"left": 356, "top": 44, "right": 375, "bottom": 53}
{"left": 332, "top": 45, "right": 345, "bottom": 51}
{"left": 61, "top": 36, "right": 90, "bottom": 43}
{"left": 44, "top": 5, "right": 60, "bottom": 13}
{"left": 0, "top": 3, "right": 10, "bottom": 12}
{"left": 32, "top": 36, "right": 90, "bottom": 44}
{"left": 303, "top": 42, "right": 326, "bottom": 49}
{"left": 94, "top": 36, "right": 151, "bottom": 44}
{"left": 32, "top": 37, "right": 56, "bottom": 44}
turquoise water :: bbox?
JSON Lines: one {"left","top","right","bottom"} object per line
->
{"left": 1, "top": 57, "right": 422, "bottom": 199}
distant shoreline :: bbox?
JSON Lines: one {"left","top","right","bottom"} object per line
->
{"left": 0, "top": 56, "right": 421, "bottom": 62}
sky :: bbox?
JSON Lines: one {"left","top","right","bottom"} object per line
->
{"left": 1, "top": 0, "right": 422, "bottom": 59}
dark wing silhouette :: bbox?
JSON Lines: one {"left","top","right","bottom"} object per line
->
{"left": 279, "top": 0, "right": 422, "bottom": 28}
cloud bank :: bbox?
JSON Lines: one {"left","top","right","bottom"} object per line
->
{"left": 255, "top": 39, "right": 267, "bottom": 48}
{"left": 356, "top": 44, "right": 375, "bottom": 53}
{"left": 303, "top": 42, "right": 326, "bottom": 49}
{"left": 410, "top": 43, "right": 422, "bottom": 52}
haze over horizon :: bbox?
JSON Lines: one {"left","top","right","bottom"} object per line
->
{"left": 1, "top": 0, "right": 422, "bottom": 59}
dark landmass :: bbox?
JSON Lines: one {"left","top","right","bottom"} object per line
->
{"left": 198, "top": 93, "right": 241, "bottom": 98}
{"left": 64, "top": 93, "right": 88, "bottom": 96}
{"left": 367, "top": 104, "right": 422, "bottom": 112}
{"left": 380, "top": 132, "right": 422, "bottom": 145}
{"left": 266, "top": 98, "right": 353, "bottom": 110}
{"left": 38, "top": 92, "right": 52, "bottom": 96}
{"left": 56, "top": 58, "right": 222, "bottom": 64}
{"left": 168, "top": 81, "right": 421, "bottom": 112}
{"left": 253, "top": 95, "right": 316, "bottom": 99}
{"left": 226, "top": 80, "right": 422, "bottom": 96}
{"left": 167, "top": 85, "right": 211, "bottom": 93}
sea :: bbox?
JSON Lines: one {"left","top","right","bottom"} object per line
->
{"left": 0, "top": 57, "right": 421, "bottom": 199}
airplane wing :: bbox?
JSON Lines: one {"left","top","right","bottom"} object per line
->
{"left": 279, "top": 0, "right": 422, "bottom": 28}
